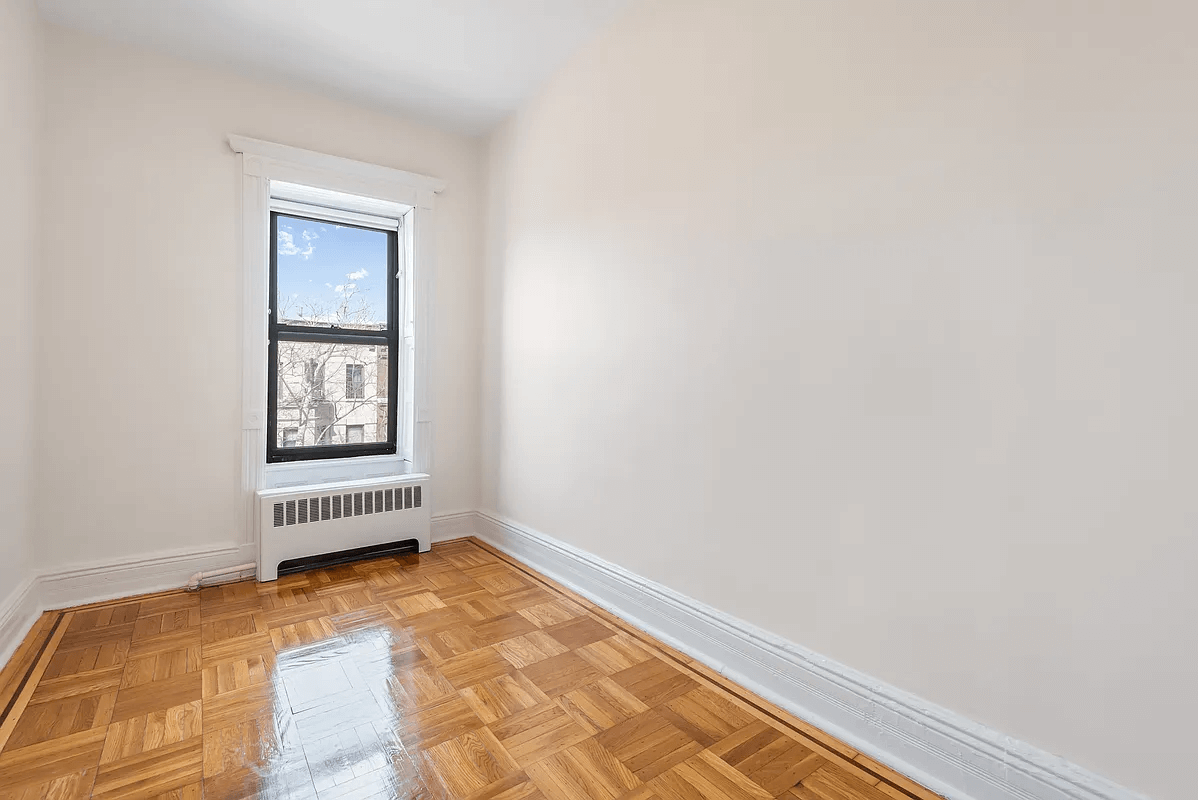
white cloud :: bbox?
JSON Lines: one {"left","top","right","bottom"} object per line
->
{"left": 302, "top": 230, "right": 319, "bottom": 242}
{"left": 277, "top": 229, "right": 314, "bottom": 259}
{"left": 346, "top": 269, "right": 369, "bottom": 281}
{"left": 278, "top": 230, "right": 299, "bottom": 255}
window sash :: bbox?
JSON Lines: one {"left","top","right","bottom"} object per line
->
{"left": 266, "top": 208, "right": 401, "bottom": 463}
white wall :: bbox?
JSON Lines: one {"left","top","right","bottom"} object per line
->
{"left": 0, "top": 0, "right": 41, "bottom": 601}
{"left": 34, "top": 25, "right": 484, "bottom": 569}
{"left": 481, "top": 3, "right": 1197, "bottom": 799}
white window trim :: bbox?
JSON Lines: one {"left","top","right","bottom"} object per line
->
{"left": 228, "top": 134, "right": 443, "bottom": 549}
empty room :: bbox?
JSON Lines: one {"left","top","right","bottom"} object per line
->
{"left": 0, "top": 1, "right": 1192, "bottom": 799}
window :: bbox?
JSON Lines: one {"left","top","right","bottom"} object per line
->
{"left": 267, "top": 206, "right": 400, "bottom": 463}
{"left": 305, "top": 359, "right": 326, "bottom": 400}
{"left": 231, "top": 135, "right": 441, "bottom": 502}
{"left": 346, "top": 363, "right": 365, "bottom": 399}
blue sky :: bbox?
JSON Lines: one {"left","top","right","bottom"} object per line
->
{"left": 276, "top": 215, "right": 388, "bottom": 325}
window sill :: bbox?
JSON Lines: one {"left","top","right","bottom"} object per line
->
{"left": 264, "top": 453, "right": 413, "bottom": 489}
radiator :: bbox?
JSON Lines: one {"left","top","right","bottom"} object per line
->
{"left": 257, "top": 475, "right": 431, "bottom": 581}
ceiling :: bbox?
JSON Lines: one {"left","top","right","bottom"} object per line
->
{"left": 37, "top": 0, "right": 634, "bottom": 134}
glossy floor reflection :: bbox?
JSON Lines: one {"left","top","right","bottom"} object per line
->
{"left": 0, "top": 540, "right": 942, "bottom": 800}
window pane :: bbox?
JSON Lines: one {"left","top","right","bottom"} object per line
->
{"left": 275, "top": 214, "right": 389, "bottom": 330}
{"left": 346, "top": 364, "right": 365, "bottom": 399}
{"left": 275, "top": 341, "right": 390, "bottom": 448}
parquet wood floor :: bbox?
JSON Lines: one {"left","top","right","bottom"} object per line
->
{"left": 0, "top": 539, "right": 944, "bottom": 800}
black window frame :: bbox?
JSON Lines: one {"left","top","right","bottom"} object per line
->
{"left": 267, "top": 210, "right": 400, "bottom": 463}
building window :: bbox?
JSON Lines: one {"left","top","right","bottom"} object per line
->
{"left": 267, "top": 205, "right": 400, "bottom": 463}
{"left": 346, "top": 363, "right": 365, "bottom": 400}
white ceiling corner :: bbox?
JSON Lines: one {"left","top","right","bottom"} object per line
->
{"left": 36, "top": 0, "right": 635, "bottom": 134}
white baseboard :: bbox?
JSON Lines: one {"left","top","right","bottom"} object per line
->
{"left": 0, "top": 576, "right": 42, "bottom": 669}
{"left": 0, "top": 512, "right": 473, "bottom": 671}
{"left": 472, "top": 509, "right": 1146, "bottom": 800}
{"left": 38, "top": 542, "right": 257, "bottom": 610}
{"left": 431, "top": 510, "right": 478, "bottom": 542}
{"left": 0, "top": 541, "right": 257, "bottom": 672}
{"left": 0, "top": 513, "right": 468, "bottom": 670}
{"left": 0, "top": 511, "right": 1150, "bottom": 800}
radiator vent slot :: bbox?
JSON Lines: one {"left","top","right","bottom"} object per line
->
{"left": 272, "top": 484, "right": 424, "bottom": 527}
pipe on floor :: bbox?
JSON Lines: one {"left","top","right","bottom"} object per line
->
{"left": 185, "top": 562, "right": 257, "bottom": 591}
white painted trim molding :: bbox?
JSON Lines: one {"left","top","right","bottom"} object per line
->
{"left": 431, "top": 510, "right": 478, "bottom": 543}
{"left": 227, "top": 135, "right": 446, "bottom": 201}
{"left": 0, "top": 576, "right": 41, "bottom": 668}
{"left": 471, "top": 510, "right": 1147, "bottom": 800}
{"left": 227, "top": 135, "right": 444, "bottom": 571}
{"left": 0, "top": 512, "right": 468, "bottom": 669}
{"left": 0, "top": 543, "right": 256, "bottom": 669}
{"left": 0, "top": 508, "right": 1147, "bottom": 800}
{"left": 38, "top": 543, "right": 257, "bottom": 611}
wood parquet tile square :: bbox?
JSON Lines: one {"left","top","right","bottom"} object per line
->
{"left": 525, "top": 738, "right": 640, "bottom": 800}
{"left": 202, "top": 713, "right": 315, "bottom": 800}
{"left": 390, "top": 664, "right": 460, "bottom": 710}
{"left": 7, "top": 691, "right": 116, "bottom": 751}
{"left": 493, "top": 632, "right": 570, "bottom": 669}
{"left": 595, "top": 710, "right": 703, "bottom": 782}
{"left": 29, "top": 667, "right": 125, "bottom": 705}
{"left": 420, "top": 729, "right": 519, "bottom": 797}
{"left": 91, "top": 737, "right": 203, "bottom": 799}
{"left": 543, "top": 617, "right": 617, "bottom": 651}
{"left": 43, "top": 642, "right": 130, "bottom": 682}
{"left": 488, "top": 703, "right": 591, "bottom": 768}
{"left": 458, "top": 674, "right": 549, "bottom": 724}
{"left": 121, "top": 647, "right": 201, "bottom": 690}
{"left": 110, "top": 673, "right": 201, "bottom": 723}
{"left": 0, "top": 539, "right": 946, "bottom": 800}
{"left": 556, "top": 678, "right": 649, "bottom": 735}
{"left": 519, "top": 652, "right": 603, "bottom": 699}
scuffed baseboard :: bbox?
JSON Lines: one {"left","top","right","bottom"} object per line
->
{"left": 471, "top": 509, "right": 1146, "bottom": 800}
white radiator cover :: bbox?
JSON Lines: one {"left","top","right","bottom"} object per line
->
{"left": 257, "top": 474, "right": 431, "bottom": 581}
